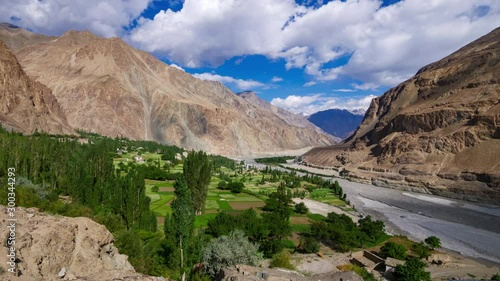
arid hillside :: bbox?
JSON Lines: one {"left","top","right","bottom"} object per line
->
{"left": 0, "top": 24, "right": 334, "bottom": 156}
{"left": 0, "top": 41, "right": 74, "bottom": 135}
{"left": 303, "top": 27, "right": 500, "bottom": 203}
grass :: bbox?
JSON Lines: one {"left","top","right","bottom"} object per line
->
{"left": 290, "top": 224, "right": 310, "bottom": 233}
{"left": 204, "top": 200, "right": 220, "bottom": 210}
{"left": 195, "top": 213, "right": 218, "bottom": 228}
{"left": 307, "top": 213, "right": 326, "bottom": 221}
{"left": 361, "top": 233, "right": 392, "bottom": 249}
{"left": 217, "top": 200, "right": 233, "bottom": 210}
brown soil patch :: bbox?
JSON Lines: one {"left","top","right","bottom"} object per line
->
{"left": 228, "top": 201, "right": 265, "bottom": 210}
{"left": 157, "top": 217, "right": 165, "bottom": 225}
{"left": 159, "top": 187, "right": 174, "bottom": 192}
{"left": 291, "top": 216, "right": 311, "bottom": 224}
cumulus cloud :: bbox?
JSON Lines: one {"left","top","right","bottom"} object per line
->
{"left": 193, "top": 72, "right": 265, "bottom": 90}
{"left": 271, "top": 76, "right": 284, "bottom": 82}
{"left": 270, "top": 94, "right": 376, "bottom": 115}
{"left": 0, "top": 0, "right": 151, "bottom": 37}
{"left": 128, "top": 0, "right": 500, "bottom": 87}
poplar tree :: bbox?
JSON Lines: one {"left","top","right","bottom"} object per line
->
{"left": 171, "top": 176, "right": 195, "bottom": 281}
{"left": 183, "top": 151, "right": 212, "bottom": 214}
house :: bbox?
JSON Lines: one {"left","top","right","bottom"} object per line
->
{"left": 133, "top": 155, "right": 144, "bottom": 163}
{"left": 384, "top": 257, "right": 405, "bottom": 273}
{"left": 350, "top": 251, "right": 385, "bottom": 271}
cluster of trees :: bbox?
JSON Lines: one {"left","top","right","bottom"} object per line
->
{"left": 310, "top": 213, "right": 385, "bottom": 252}
{"left": 206, "top": 183, "right": 292, "bottom": 258}
{"left": 254, "top": 156, "right": 295, "bottom": 164}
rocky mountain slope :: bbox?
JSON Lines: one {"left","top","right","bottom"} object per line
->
{"left": 302, "top": 27, "right": 500, "bottom": 203}
{"left": 0, "top": 24, "right": 334, "bottom": 156}
{"left": 307, "top": 109, "right": 364, "bottom": 139}
{"left": 0, "top": 206, "right": 160, "bottom": 281}
{"left": 237, "top": 91, "right": 340, "bottom": 141}
{"left": 0, "top": 41, "right": 74, "bottom": 135}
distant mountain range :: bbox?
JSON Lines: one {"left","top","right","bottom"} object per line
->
{"left": 307, "top": 109, "right": 364, "bottom": 139}
{"left": 0, "top": 23, "right": 335, "bottom": 156}
{"left": 303, "top": 27, "right": 500, "bottom": 203}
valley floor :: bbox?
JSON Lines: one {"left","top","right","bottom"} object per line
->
{"left": 281, "top": 164, "right": 500, "bottom": 266}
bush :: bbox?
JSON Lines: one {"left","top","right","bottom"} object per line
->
{"left": 270, "top": 249, "right": 294, "bottom": 270}
{"left": 424, "top": 236, "right": 441, "bottom": 249}
{"left": 491, "top": 273, "right": 500, "bottom": 281}
{"left": 412, "top": 242, "right": 431, "bottom": 259}
{"left": 294, "top": 202, "right": 309, "bottom": 214}
{"left": 228, "top": 181, "right": 244, "bottom": 193}
{"left": 395, "top": 258, "right": 431, "bottom": 281}
{"left": 202, "top": 230, "right": 262, "bottom": 277}
{"left": 298, "top": 236, "right": 320, "bottom": 253}
{"left": 151, "top": 185, "right": 159, "bottom": 192}
{"left": 217, "top": 181, "right": 227, "bottom": 190}
{"left": 380, "top": 242, "right": 407, "bottom": 260}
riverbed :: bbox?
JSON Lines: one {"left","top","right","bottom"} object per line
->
{"left": 250, "top": 161, "right": 500, "bottom": 264}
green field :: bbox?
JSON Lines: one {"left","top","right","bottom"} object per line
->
{"left": 115, "top": 152, "right": 347, "bottom": 231}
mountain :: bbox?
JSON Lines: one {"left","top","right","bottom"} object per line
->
{"left": 1, "top": 25, "right": 334, "bottom": 156}
{"left": 237, "top": 91, "right": 340, "bottom": 141}
{"left": 307, "top": 109, "right": 364, "bottom": 139}
{"left": 302, "top": 27, "right": 500, "bottom": 203}
{"left": 0, "top": 41, "right": 74, "bottom": 135}
{"left": 0, "top": 23, "right": 55, "bottom": 50}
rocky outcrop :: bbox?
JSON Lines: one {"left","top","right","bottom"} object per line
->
{"left": 1, "top": 24, "right": 334, "bottom": 156}
{"left": 0, "top": 41, "right": 75, "bottom": 135}
{"left": 0, "top": 206, "right": 161, "bottom": 281}
{"left": 302, "top": 27, "right": 500, "bottom": 203}
{"left": 219, "top": 265, "right": 362, "bottom": 281}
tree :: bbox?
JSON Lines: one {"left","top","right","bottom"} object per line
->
{"left": 380, "top": 242, "right": 407, "bottom": 260}
{"left": 170, "top": 176, "right": 195, "bottom": 281}
{"left": 394, "top": 258, "right": 431, "bottom": 281}
{"left": 358, "top": 216, "right": 385, "bottom": 242}
{"left": 491, "top": 273, "right": 500, "bottom": 281}
{"left": 424, "top": 236, "right": 441, "bottom": 249}
{"left": 228, "top": 181, "right": 244, "bottom": 193}
{"left": 294, "top": 202, "right": 309, "bottom": 214}
{"left": 202, "top": 230, "right": 262, "bottom": 277}
{"left": 183, "top": 151, "right": 212, "bottom": 214}
{"left": 217, "top": 180, "right": 227, "bottom": 190}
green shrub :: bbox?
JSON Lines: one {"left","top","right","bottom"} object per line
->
{"left": 270, "top": 250, "right": 294, "bottom": 270}
{"left": 491, "top": 273, "right": 500, "bottom": 281}
{"left": 151, "top": 185, "right": 159, "bottom": 192}
{"left": 294, "top": 202, "right": 309, "bottom": 214}
{"left": 424, "top": 236, "right": 441, "bottom": 249}
{"left": 298, "top": 236, "right": 320, "bottom": 253}
{"left": 395, "top": 258, "right": 431, "bottom": 281}
{"left": 202, "top": 230, "right": 262, "bottom": 277}
{"left": 380, "top": 241, "right": 407, "bottom": 260}
{"left": 412, "top": 242, "right": 431, "bottom": 259}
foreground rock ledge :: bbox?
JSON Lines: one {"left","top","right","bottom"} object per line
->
{"left": 219, "top": 265, "right": 362, "bottom": 281}
{"left": 0, "top": 206, "right": 162, "bottom": 281}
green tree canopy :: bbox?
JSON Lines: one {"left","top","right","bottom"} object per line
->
{"left": 183, "top": 151, "right": 212, "bottom": 214}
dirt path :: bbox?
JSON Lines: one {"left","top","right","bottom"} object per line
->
{"left": 293, "top": 198, "right": 360, "bottom": 222}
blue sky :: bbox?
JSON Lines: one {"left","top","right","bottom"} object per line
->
{"left": 2, "top": 0, "right": 499, "bottom": 115}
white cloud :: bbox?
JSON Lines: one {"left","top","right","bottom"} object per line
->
{"left": 351, "top": 82, "right": 378, "bottom": 91}
{"left": 270, "top": 94, "right": 376, "bottom": 115}
{"left": 193, "top": 72, "right": 264, "bottom": 90}
{"left": 332, "top": 88, "right": 356, "bottom": 92}
{"left": 303, "top": 81, "right": 317, "bottom": 87}
{"left": 271, "top": 76, "right": 283, "bottom": 82}
{"left": 4, "top": 0, "right": 500, "bottom": 89}
{"left": 170, "top": 63, "right": 185, "bottom": 71}
{"left": 128, "top": 0, "right": 500, "bottom": 87}
{"left": 0, "top": 0, "right": 151, "bottom": 37}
